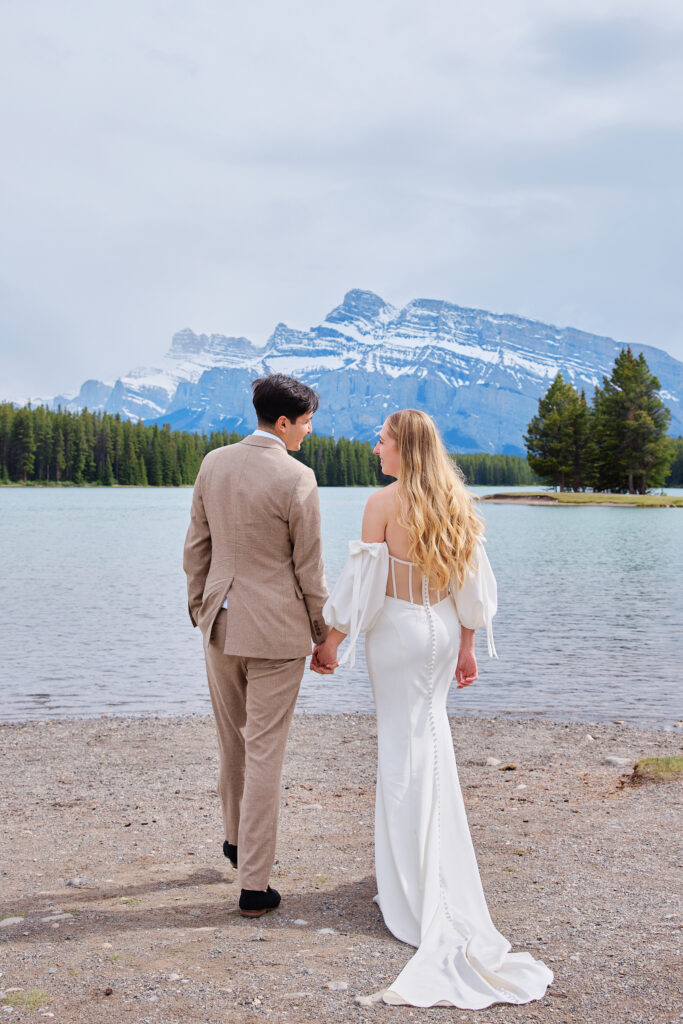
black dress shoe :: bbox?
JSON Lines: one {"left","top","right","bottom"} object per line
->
{"left": 238, "top": 886, "right": 281, "bottom": 918}
{"left": 222, "top": 841, "right": 238, "bottom": 869}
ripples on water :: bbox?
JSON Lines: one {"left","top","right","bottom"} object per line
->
{"left": 0, "top": 487, "right": 681, "bottom": 727}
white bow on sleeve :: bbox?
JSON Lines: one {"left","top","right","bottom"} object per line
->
{"left": 323, "top": 541, "right": 390, "bottom": 666}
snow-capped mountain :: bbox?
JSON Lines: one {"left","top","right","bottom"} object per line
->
{"left": 48, "top": 290, "right": 683, "bottom": 454}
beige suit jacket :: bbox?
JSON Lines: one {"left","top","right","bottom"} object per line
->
{"left": 183, "top": 434, "right": 329, "bottom": 659}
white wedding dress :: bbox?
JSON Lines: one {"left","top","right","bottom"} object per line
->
{"left": 323, "top": 540, "right": 553, "bottom": 1009}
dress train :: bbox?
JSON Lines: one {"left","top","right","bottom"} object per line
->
{"left": 324, "top": 541, "right": 553, "bottom": 1008}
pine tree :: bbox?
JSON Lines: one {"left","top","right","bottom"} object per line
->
{"left": 82, "top": 411, "right": 96, "bottom": 482}
{"left": 336, "top": 439, "right": 349, "bottom": 486}
{"left": 0, "top": 404, "right": 13, "bottom": 480}
{"left": 54, "top": 423, "right": 66, "bottom": 483}
{"left": 590, "top": 348, "right": 674, "bottom": 493}
{"left": 571, "top": 390, "right": 590, "bottom": 491}
{"left": 33, "top": 406, "right": 53, "bottom": 481}
{"left": 11, "top": 407, "right": 36, "bottom": 482}
{"left": 71, "top": 417, "right": 87, "bottom": 484}
{"left": 112, "top": 416, "right": 124, "bottom": 479}
{"left": 119, "top": 423, "right": 138, "bottom": 484}
{"left": 148, "top": 427, "right": 163, "bottom": 485}
{"left": 524, "top": 374, "right": 588, "bottom": 490}
{"left": 96, "top": 418, "right": 115, "bottom": 484}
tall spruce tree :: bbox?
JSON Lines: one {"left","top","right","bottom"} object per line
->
{"left": 571, "top": 389, "right": 590, "bottom": 491}
{"left": 11, "top": 407, "right": 36, "bottom": 482}
{"left": 71, "top": 416, "right": 87, "bottom": 484}
{"left": 54, "top": 422, "right": 66, "bottom": 482}
{"left": 590, "top": 348, "right": 673, "bottom": 494}
{"left": 34, "top": 406, "right": 52, "bottom": 481}
{"left": 0, "top": 403, "right": 12, "bottom": 480}
{"left": 524, "top": 374, "right": 588, "bottom": 490}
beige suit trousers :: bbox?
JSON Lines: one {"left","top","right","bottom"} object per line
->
{"left": 205, "top": 610, "right": 305, "bottom": 891}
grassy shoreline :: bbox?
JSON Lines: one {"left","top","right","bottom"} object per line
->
{"left": 479, "top": 491, "right": 683, "bottom": 507}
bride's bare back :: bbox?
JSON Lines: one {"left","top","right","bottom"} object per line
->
{"left": 362, "top": 483, "right": 447, "bottom": 605}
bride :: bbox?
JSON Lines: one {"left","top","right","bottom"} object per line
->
{"left": 312, "top": 409, "right": 553, "bottom": 1009}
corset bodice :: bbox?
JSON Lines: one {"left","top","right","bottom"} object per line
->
{"left": 386, "top": 553, "right": 447, "bottom": 606}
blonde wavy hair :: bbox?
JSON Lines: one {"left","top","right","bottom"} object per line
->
{"left": 385, "top": 409, "right": 483, "bottom": 590}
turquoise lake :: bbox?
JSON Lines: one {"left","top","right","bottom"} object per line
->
{"left": 0, "top": 487, "right": 681, "bottom": 727}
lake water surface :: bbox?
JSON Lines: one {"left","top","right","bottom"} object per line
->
{"left": 0, "top": 487, "right": 681, "bottom": 727}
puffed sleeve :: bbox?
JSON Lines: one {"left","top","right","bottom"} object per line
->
{"left": 323, "top": 540, "right": 390, "bottom": 666}
{"left": 452, "top": 542, "right": 498, "bottom": 658}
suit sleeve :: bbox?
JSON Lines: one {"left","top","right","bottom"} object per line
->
{"left": 183, "top": 468, "right": 212, "bottom": 627}
{"left": 289, "top": 467, "right": 329, "bottom": 645}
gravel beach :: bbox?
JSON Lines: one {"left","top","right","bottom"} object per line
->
{"left": 0, "top": 713, "right": 681, "bottom": 1024}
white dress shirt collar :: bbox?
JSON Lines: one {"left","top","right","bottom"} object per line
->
{"left": 253, "top": 428, "right": 286, "bottom": 449}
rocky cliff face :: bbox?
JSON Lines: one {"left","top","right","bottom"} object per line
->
{"left": 53, "top": 378, "right": 114, "bottom": 414}
{"left": 52, "top": 290, "right": 683, "bottom": 453}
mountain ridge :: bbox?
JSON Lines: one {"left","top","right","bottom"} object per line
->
{"left": 28, "top": 289, "right": 683, "bottom": 454}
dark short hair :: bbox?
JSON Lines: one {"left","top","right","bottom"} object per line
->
{"left": 251, "top": 374, "right": 320, "bottom": 425}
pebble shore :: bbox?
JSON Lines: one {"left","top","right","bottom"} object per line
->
{"left": 0, "top": 713, "right": 681, "bottom": 1024}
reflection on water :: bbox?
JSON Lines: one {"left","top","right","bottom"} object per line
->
{"left": 0, "top": 486, "right": 681, "bottom": 728}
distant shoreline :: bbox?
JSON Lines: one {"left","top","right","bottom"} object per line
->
{"left": 478, "top": 492, "right": 683, "bottom": 508}
{"left": 2, "top": 482, "right": 682, "bottom": 506}
{"left": 5, "top": 483, "right": 683, "bottom": 507}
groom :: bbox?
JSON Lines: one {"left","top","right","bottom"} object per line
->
{"left": 183, "top": 373, "right": 330, "bottom": 917}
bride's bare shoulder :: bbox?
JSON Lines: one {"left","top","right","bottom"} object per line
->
{"left": 362, "top": 483, "right": 397, "bottom": 541}
{"left": 366, "top": 481, "right": 398, "bottom": 509}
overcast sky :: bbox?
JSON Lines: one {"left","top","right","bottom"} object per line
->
{"left": 2, "top": 0, "right": 682, "bottom": 399}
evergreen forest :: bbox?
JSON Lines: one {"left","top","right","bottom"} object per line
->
{"left": 0, "top": 403, "right": 542, "bottom": 488}
{"left": 449, "top": 452, "right": 537, "bottom": 486}
{"left": 0, "top": 405, "right": 383, "bottom": 487}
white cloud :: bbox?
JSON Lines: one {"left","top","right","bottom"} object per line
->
{"left": 1, "top": 0, "right": 682, "bottom": 398}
